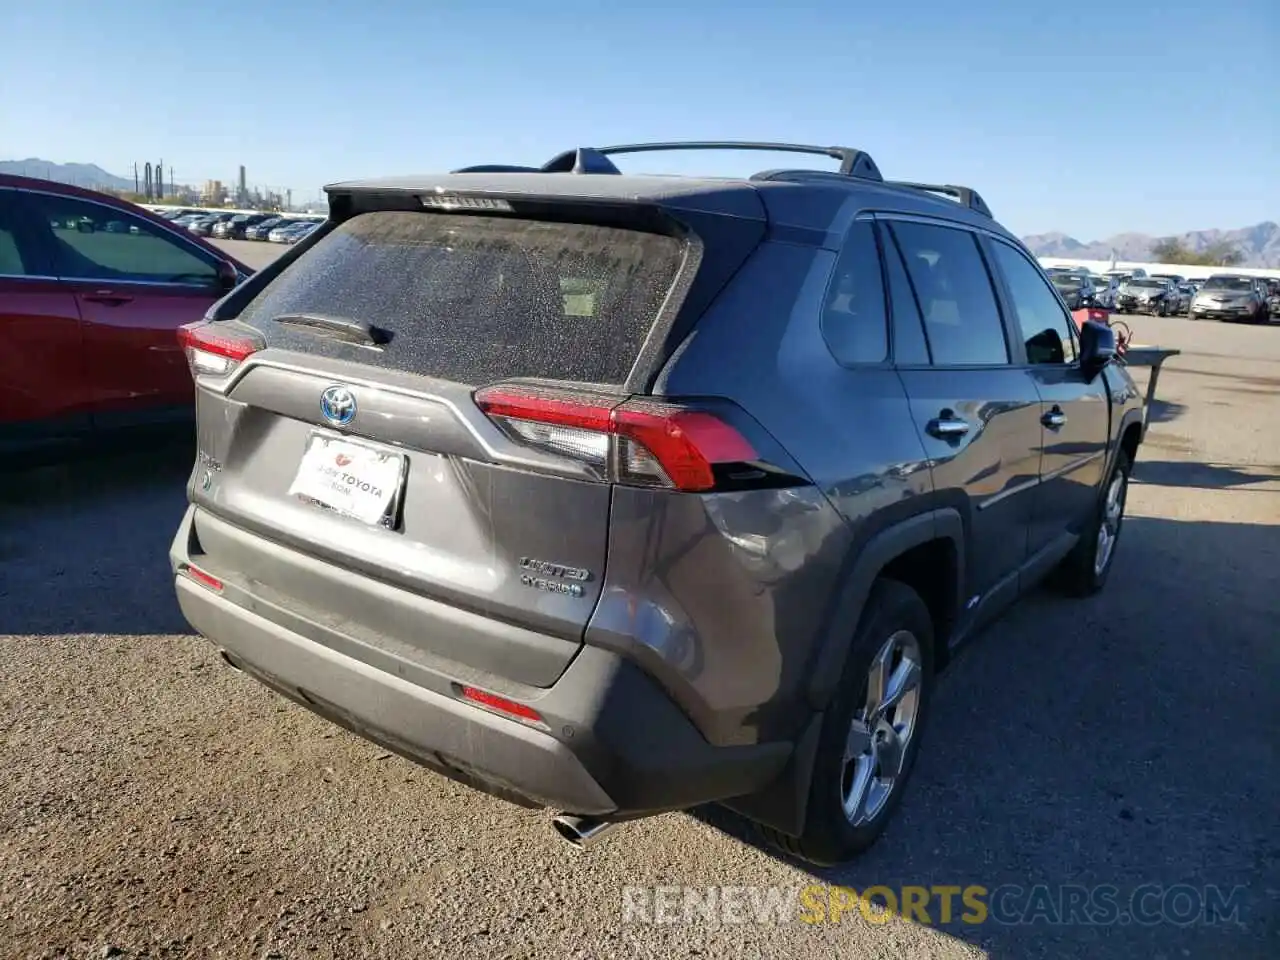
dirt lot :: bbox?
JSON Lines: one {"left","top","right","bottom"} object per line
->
{"left": 2, "top": 303, "right": 1278, "bottom": 959}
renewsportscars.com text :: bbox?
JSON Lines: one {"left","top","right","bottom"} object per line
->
{"left": 621, "top": 883, "right": 1248, "bottom": 927}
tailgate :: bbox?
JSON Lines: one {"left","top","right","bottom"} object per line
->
{"left": 186, "top": 209, "right": 700, "bottom": 687}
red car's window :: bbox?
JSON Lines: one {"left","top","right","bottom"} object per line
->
{"left": 26, "top": 193, "right": 220, "bottom": 286}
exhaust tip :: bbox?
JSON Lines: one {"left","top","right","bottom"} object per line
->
{"left": 551, "top": 814, "right": 617, "bottom": 849}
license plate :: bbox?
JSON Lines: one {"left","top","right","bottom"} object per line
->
{"left": 287, "top": 433, "right": 406, "bottom": 526}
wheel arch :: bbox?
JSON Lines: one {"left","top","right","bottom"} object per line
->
{"left": 721, "top": 507, "right": 964, "bottom": 838}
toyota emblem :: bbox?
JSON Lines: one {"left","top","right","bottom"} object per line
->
{"left": 320, "top": 385, "right": 357, "bottom": 427}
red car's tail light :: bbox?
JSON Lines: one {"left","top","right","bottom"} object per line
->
{"left": 474, "top": 384, "right": 758, "bottom": 493}
{"left": 177, "top": 321, "right": 262, "bottom": 378}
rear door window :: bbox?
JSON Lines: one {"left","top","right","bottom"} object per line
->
{"left": 236, "top": 211, "right": 688, "bottom": 387}
{"left": 889, "top": 221, "right": 1009, "bottom": 366}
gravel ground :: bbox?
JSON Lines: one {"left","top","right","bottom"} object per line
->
{"left": 2, "top": 310, "right": 1278, "bottom": 960}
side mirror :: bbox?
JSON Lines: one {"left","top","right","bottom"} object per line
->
{"left": 1079, "top": 319, "right": 1116, "bottom": 379}
{"left": 216, "top": 261, "right": 240, "bottom": 292}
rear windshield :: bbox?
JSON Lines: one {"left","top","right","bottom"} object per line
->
{"left": 1201, "top": 276, "right": 1253, "bottom": 292}
{"left": 237, "top": 211, "right": 686, "bottom": 386}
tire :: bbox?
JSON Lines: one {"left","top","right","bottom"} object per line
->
{"left": 1052, "top": 448, "right": 1131, "bottom": 597}
{"left": 760, "top": 579, "right": 935, "bottom": 866}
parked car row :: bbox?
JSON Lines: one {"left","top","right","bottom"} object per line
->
{"left": 152, "top": 208, "right": 323, "bottom": 245}
{"left": 1046, "top": 264, "right": 1275, "bottom": 323}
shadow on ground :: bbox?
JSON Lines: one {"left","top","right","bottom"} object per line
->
{"left": 0, "top": 439, "right": 195, "bottom": 635}
{"left": 1132, "top": 459, "right": 1280, "bottom": 490}
{"left": 5, "top": 442, "right": 1278, "bottom": 957}
{"left": 696, "top": 515, "right": 1279, "bottom": 959}
{"left": 1144, "top": 398, "right": 1187, "bottom": 425}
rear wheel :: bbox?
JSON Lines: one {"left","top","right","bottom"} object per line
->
{"left": 1053, "top": 449, "right": 1131, "bottom": 597}
{"left": 760, "top": 579, "right": 935, "bottom": 866}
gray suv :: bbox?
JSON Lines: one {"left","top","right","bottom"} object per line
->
{"left": 169, "top": 141, "right": 1146, "bottom": 866}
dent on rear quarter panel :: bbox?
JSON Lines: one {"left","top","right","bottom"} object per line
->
{"left": 585, "top": 484, "right": 852, "bottom": 748}
{"left": 590, "top": 240, "right": 935, "bottom": 747}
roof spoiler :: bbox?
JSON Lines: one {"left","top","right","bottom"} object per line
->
{"left": 450, "top": 140, "right": 992, "bottom": 217}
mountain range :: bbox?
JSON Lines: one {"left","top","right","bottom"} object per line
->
{"left": 4, "top": 157, "right": 1278, "bottom": 267}
{"left": 0, "top": 158, "right": 137, "bottom": 192}
{"left": 1020, "top": 222, "right": 1280, "bottom": 268}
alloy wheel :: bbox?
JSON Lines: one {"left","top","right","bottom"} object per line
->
{"left": 1094, "top": 470, "right": 1126, "bottom": 575}
{"left": 841, "top": 630, "right": 923, "bottom": 827}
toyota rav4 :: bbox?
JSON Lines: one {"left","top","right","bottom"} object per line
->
{"left": 169, "top": 140, "right": 1146, "bottom": 865}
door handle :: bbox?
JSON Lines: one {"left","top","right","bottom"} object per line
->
{"left": 1042, "top": 407, "right": 1067, "bottom": 429}
{"left": 926, "top": 416, "right": 970, "bottom": 439}
{"left": 83, "top": 290, "right": 134, "bottom": 306}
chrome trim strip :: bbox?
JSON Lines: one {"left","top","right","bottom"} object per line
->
{"left": 219, "top": 355, "right": 455, "bottom": 405}
{"left": 201, "top": 356, "right": 510, "bottom": 463}
{"left": 0, "top": 272, "right": 215, "bottom": 290}
{"left": 1042, "top": 450, "right": 1105, "bottom": 483}
{"left": 975, "top": 449, "right": 1106, "bottom": 512}
{"left": 976, "top": 475, "right": 1040, "bottom": 511}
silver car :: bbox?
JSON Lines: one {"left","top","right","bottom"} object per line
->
{"left": 1115, "top": 277, "right": 1177, "bottom": 315}
{"left": 1189, "top": 275, "right": 1269, "bottom": 323}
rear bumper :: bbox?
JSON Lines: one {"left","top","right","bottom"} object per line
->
{"left": 170, "top": 505, "right": 790, "bottom": 817}
{"left": 1191, "top": 309, "right": 1254, "bottom": 321}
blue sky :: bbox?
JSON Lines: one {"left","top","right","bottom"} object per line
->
{"left": 4, "top": 0, "right": 1277, "bottom": 239}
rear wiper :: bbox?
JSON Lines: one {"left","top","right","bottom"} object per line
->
{"left": 272, "top": 313, "right": 392, "bottom": 348}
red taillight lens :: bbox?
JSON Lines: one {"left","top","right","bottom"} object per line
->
{"left": 177, "top": 321, "right": 261, "bottom": 377}
{"left": 474, "top": 385, "right": 758, "bottom": 493}
{"left": 457, "top": 685, "right": 545, "bottom": 727}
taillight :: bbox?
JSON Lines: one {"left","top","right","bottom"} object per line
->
{"left": 474, "top": 384, "right": 758, "bottom": 493}
{"left": 177, "top": 321, "right": 261, "bottom": 378}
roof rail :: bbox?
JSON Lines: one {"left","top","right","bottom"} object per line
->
{"left": 594, "top": 141, "right": 881, "bottom": 178}
{"left": 498, "top": 140, "right": 885, "bottom": 180}
{"left": 452, "top": 140, "right": 896, "bottom": 184}
{"left": 885, "top": 181, "right": 993, "bottom": 218}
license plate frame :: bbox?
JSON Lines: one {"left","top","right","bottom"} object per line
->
{"left": 287, "top": 431, "right": 408, "bottom": 530}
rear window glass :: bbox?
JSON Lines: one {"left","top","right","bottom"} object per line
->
{"left": 237, "top": 211, "right": 687, "bottom": 386}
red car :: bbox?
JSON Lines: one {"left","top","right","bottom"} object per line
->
{"left": 0, "top": 175, "right": 251, "bottom": 454}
